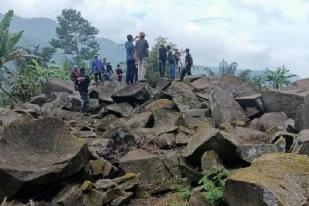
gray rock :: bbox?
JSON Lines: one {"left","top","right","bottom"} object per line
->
{"left": 209, "top": 87, "right": 247, "bottom": 126}
{"left": 44, "top": 78, "right": 75, "bottom": 95}
{"left": 225, "top": 153, "right": 309, "bottom": 206}
{"left": 106, "top": 102, "right": 133, "bottom": 118}
{"left": 0, "top": 117, "right": 88, "bottom": 199}
{"left": 119, "top": 149, "right": 175, "bottom": 193}
{"left": 201, "top": 150, "right": 224, "bottom": 173}
{"left": 111, "top": 83, "right": 150, "bottom": 104}
{"left": 293, "top": 130, "right": 309, "bottom": 154}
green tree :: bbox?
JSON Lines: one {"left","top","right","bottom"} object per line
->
{"left": 264, "top": 66, "right": 296, "bottom": 89}
{"left": 146, "top": 36, "right": 176, "bottom": 81}
{"left": 238, "top": 69, "right": 252, "bottom": 82}
{"left": 50, "top": 9, "right": 99, "bottom": 64}
{"left": 0, "top": 10, "right": 25, "bottom": 102}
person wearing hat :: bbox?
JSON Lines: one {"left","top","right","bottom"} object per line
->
{"left": 76, "top": 68, "right": 90, "bottom": 112}
{"left": 135, "top": 31, "right": 149, "bottom": 82}
{"left": 180, "top": 48, "right": 193, "bottom": 81}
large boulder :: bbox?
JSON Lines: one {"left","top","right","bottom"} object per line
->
{"left": 167, "top": 81, "right": 196, "bottom": 99}
{"left": 106, "top": 103, "right": 134, "bottom": 118}
{"left": 0, "top": 117, "right": 88, "bottom": 199}
{"left": 89, "top": 81, "right": 126, "bottom": 103}
{"left": 184, "top": 127, "right": 243, "bottom": 167}
{"left": 250, "top": 112, "right": 295, "bottom": 133}
{"left": 218, "top": 75, "right": 258, "bottom": 98}
{"left": 209, "top": 87, "right": 247, "bottom": 126}
{"left": 225, "top": 153, "right": 309, "bottom": 206}
{"left": 261, "top": 89, "right": 309, "bottom": 119}
{"left": 235, "top": 94, "right": 264, "bottom": 118}
{"left": 44, "top": 78, "right": 75, "bottom": 95}
{"left": 111, "top": 84, "right": 150, "bottom": 104}
{"left": 293, "top": 130, "right": 309, "bottom": 154}
{"left": 144, "top": 99, "right": 175, "bottom": 112}
{"left": 119, "top": 149, "right": 175, "bottom": 193}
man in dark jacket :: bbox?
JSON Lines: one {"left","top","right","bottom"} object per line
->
{"left": 159, "top": 45, "right": 167, "bottom": 77}
{"left": 77, "top": 68, "right": 90, "bottom": 113}
{"left": 125, "top": 34, "right": 135, "bottom": 84}
{"left": 167, "top": 45, "right": 176, "bottom": 80}
{"left": 180, "top": 48, "right": 193, "bottom": 81}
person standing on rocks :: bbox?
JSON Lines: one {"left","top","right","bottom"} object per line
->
{"left": 167, "top": 45, "right": 176, "bottom": 80}
{"left": 116, "top": 64, "right": 123, "bottom": 82}
{"left": 135, "top": 32, "right": 149, "bottom": 82}
{"left": 91, "top": 56, "right": 103, "bottom": 84}
{"left": 180, "top": 48, "right": 193, "bottom": 81}
{"left": 159, "top": 44, "right": 167, "bottom": 78}
{"left": 77, "top": 68, "right": 90, "bottom": 113}
{"left": 125, "top": 34, "right": 136, "bottom": 85}
{"left": 70, "top": 65, "right": 80, "bottom": 91}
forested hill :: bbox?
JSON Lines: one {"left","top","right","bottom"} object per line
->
{"left": 0, "top": 13, "right": 125, "bottom": 65}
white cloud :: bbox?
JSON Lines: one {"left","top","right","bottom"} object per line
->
{"left": 1, "top": 0, "right": 309, "bottom": 77}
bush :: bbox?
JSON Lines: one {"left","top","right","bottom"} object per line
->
{"left": 199, "top": 168, "right": 230, "bottom": 205}
{"left": 172, "top": 184, "right": 192, "bottom": 200}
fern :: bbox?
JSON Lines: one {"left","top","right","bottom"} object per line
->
{"left": 199, "top": 168, "right": 230, "bottom": 205}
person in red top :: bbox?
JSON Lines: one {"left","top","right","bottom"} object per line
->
{"left": 70, "top": 65, "right": 80, "bottom": 91}
{"left": 115, "top": 64, "right": 123, "bottom": 82}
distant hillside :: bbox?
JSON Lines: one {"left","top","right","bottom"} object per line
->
{"left": 0, "top": 13, "right": 125, "bottom": 66}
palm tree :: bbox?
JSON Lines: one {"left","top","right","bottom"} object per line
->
{"left": 0, "top": 10, "right": 24, "bottom": 102}
{"left": 264, "top": 66, "right": 296, "bottom": 89}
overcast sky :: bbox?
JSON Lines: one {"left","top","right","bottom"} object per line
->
{"left": 1, "top": 0, "right": 309, "bottom": 77}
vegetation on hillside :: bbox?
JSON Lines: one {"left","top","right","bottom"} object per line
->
{"left": 0, "top": 9, "right": 71, "bottom": 106}
{"left": 50, "top": 8, "right": 99, "bottom": 66}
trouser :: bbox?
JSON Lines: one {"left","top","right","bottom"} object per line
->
{"left": 137, "top": 58, "right": 147, "bottom": 81}
{"left": 126, "top": 59, "right": 135, "bottom": 84}
{"left": 103, "top": 73, "right": 111, "bottom": 81}
{"left": 80, "top": 92, "right": 89, "bottom": 112}
{"left": 159, "top": 60, "right": 166, "bottom": 77}
{"left": 118, "top": 75, "right": 122, "bottom": 82}
{"left": 134, "top": 64, "right": 138, "bottom": 82}
{"left": 94, "top": 73, "right": 102, "bottom": 83}
{"left": 169, "top": 63, "right": 176, "bottom": 80}
{"left": 180, "top": 65, "right": 192, "bottom": 81}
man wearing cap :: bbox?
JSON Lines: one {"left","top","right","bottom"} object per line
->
{"left": 180, "top": 48, "right": 193, "bottom": 81}
{"left": 135, "top": 32, "right": 149, "bottom": 82}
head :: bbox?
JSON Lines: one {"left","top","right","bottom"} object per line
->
{"left": 80, "top": 68, "right": 86, "bottom": 74}
{"left": 94, "top": 56, "right": 98, "bottom": 59}
{"left": 117, "top": 64, "right": 120, "bottom": 68}
{"left": 139, "top": 32, "right": 145, "bottom": 39}
{"left": 166, "top": 45, "right": 171, "bottom": 51}
{"left": 103, "top": 57, "right": 107, "bottom": 62}
{"left": 127, "top": 34, "right": 133, "bottom": 41}
{"left": 72, "top": 65, "right": 78, "bottom": 70}
{"left": 185, "top": 49, "right": 190, "bottom": 54}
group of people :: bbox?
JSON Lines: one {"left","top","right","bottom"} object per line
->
{"left": 159, "top": 46, "right": 193, "bottom": 81}
{"left": 71, "top": 31, "right": 194, "bottom": 112}
{"left": 125, "top": 32, "right": 149, "bottom": 84}
{"left": 125, "top": 31, "right": 193, "bottom": 83}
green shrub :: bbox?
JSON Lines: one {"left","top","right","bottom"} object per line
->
{"left": 199, "top": 168, "right": 230, "bottom": 205}
{"left": 172, "top": 184, "right": 192, "bottom": 200}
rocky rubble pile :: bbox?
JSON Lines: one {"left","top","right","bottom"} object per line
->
{"left": 0, "top": 75, "right": 308, "bottom": 206}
